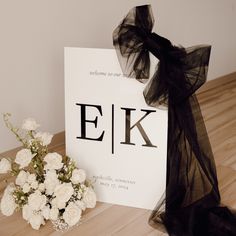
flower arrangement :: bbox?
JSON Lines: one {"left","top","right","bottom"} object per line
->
{"left": 0, "top": 113, "right": 96, "bottom": 230}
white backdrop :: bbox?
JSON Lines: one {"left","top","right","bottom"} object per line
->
{"left": 0, "top": 0, "right": 236, "bottom": 152}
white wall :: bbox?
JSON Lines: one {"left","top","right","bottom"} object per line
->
{"left": 0, "top": 0, "right": 236, "bottom": 152}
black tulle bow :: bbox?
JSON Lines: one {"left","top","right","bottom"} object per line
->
{"left": 113, "top": 5, "right": 212, "bottom": 107}
{"left": 113, "top": 5, "right": 236, "bottom": 236}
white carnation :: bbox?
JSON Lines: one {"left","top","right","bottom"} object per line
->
{"left": 22, "top": 183, "right": 31, "bottom": 193}
{"left": 27, "top": 173, "right": 36, "bottom": 184}
{"left": 71, "top": 169, "right": 86, "bottom": 184}
{"left": 44, "top": 152, "right": 63, "bottom": 170}
{"left": 51, "top": 198, "right": 57, "bottom": 207}
{"left": 53, "top": 197, "right": 66, "bottom": 209}
{"left": 15, "top": 149, "right": 35, "bottom": 169}
{"left": 44, "top": 170, "right": 60, "bottom": 195}
{"left": 38, "top": 183, "right": 45, "bottom": 192}
{"left": 49, "top": 207, "right": 59, "bottom": 221}
{"left": 54, "top": 183, "right": 74, "bottom": 205}
{"left": 41, "top": 205, "right": 50, "bottom": 220}
{"left": 29, "top": 211, "right": 45, "bottom": 230}
{"left": 75, "top": 200, "right": 86, "bottom": 211}
{"left": 28, "top": 191, "right": 46, "bottom": 211}
{"left": 0, "top": 158, "right": 11, "bottom": 174}
{"left": 16, "top": 170, "right": 29, "bottom": 186}
{"left": 0, "top": 185, "right": 16, "bottom": 216}
{"left": 22, "top": 204, "right": 32, "bottom": 221}
{"left": 4, "top": 183, "right": 15, "bottom": 194}
{"left": 35, "top": 132, "right": 53, "bottom": 146}
{"left": 63, "top": 202, "right": 82, "bottom": 227}
{"left": 22, "top": 204, "right": 44, "bottom": 230}
{"left": 82, "top": 187, "right": 96, "bottom": 208}
{"left": 31, "top": 181, "right": 38, "bottom": 190}
{"left": 22, "top": 118, "right": 40, "bottom": 131}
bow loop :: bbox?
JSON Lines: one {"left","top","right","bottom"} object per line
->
{"left": 113, "top": 5, "right": 211, "bottom": 105}
{"left": 143, "top": 32, "right": 173, "bottom": 60}
{"left": 113, "top": 5, "right": 154, "bottom": 81}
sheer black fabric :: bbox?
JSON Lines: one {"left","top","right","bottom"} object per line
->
{"left": 113, "top": 5, "right": 236, "bottom": 236}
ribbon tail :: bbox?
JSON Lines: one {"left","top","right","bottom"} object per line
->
{"left": 113, "top": 4, "right": 236, "bottom": 236}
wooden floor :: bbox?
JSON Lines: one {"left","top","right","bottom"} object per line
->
{"left": 0, "top": 72, "right": 235, "bottom": 236}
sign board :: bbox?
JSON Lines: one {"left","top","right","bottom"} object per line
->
{"left": 64, "top": 47, "right": 168, "bottom": 209}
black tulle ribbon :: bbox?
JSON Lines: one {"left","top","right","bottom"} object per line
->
{"left": 113, "top": 5, "right": 236, "bottom": 236}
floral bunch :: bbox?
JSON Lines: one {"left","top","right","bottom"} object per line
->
{"left": 0, "top": 114, "right": 96, "bottom": 230}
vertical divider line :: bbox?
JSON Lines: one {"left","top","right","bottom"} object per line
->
{"left": 112, "top": 104, "right": 114, "bottom": 154}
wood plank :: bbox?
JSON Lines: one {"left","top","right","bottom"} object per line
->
{"left": 0, "top": 72, "right": 235, "bottom": 235}
{"left": 110, "top": 210, "right": 156, "bottom": 236}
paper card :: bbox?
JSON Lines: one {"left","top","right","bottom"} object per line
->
{"left": 64, "top": 47, "right": 168, "bottom": 210}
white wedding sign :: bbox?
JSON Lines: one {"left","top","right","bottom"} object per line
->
{"left": 64, "top": 47, "right": 168, "bottom": 210}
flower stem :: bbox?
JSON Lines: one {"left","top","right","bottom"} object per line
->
{"left": 3, "top": 113, "right": 27, "bottom": 147}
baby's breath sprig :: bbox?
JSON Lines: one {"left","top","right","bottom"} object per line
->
{"left": 13, "top": 188, "right": 29, "bottom": 208}
{"left": 3, "top": 113, "right": 27, "bottom": 147}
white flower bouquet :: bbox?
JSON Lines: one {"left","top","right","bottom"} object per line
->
{"left": 0, "top": 113, "right": 96, "bottom": 230}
